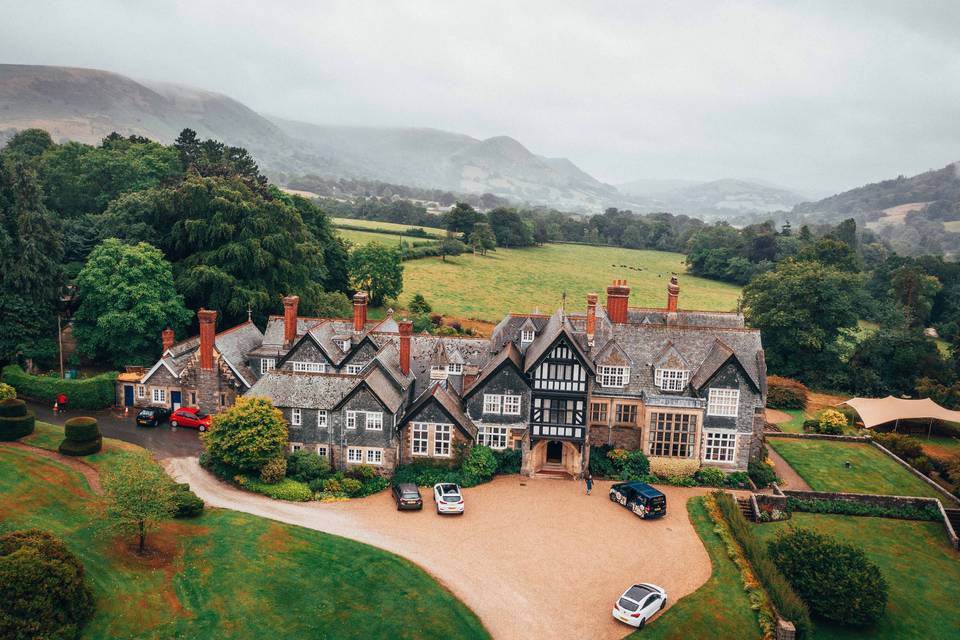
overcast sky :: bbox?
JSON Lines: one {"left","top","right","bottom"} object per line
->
{"left": 2, "top": 0, "right": 959, "bottom": 194}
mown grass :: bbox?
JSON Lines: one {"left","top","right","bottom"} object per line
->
{"left": 754, "top": 512, "right": 960, "bottom": 640}
{"left": 387, "top": 243, "right": 742, "bottom": 322}
{"left": 766, "top": 438, "right": 943, "bottom": 498}
{"left": 636, "top": 497, "right": 761, "bottom": 639}
{"left": 331, "top": 217, "right": 445, "bottom": 236}
{"left": 336, "top": 227, "right": 438, "bottom": 247}
{"left": 0, "top": 431, "right": 488, "bottom": 640}
{"left": 771, "top": 409, "right": 806, "bottom": 434}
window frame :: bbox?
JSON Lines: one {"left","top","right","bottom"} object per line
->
{"left": 648, "top": 411, "right": 698, "bottom": 458}
{"left": 152, "top": 387, "right": 166, "bottom": 403}
{"left": 317, "top": 410, "right": 328, "bottom": 428}
{"left": 292, "top": 361, "right": 326, "bottom": 373}
{"left": 434, "top": 423, "right": 452, "bottom": 457}
{"left": 598, "top": 365, "right": 630, "bottom": 388}
{"left": 477, "top": 425, "right": 508, "bottom": 449}
{"left": 703, "top": 430, "right": 738, "bottom": 463}
{"left": 291, "top": 407, "right": 302, "bottom": 426}
{"left": 260, "top": 358, "right": 276, "bottom": 375}
{"left": 365, "top": 448, "right": 383, "bottom": 465}
{"left": 346, "top": 410, "right": 357, "bottom": 429}
{"left": 316, "top": 444, "right": 328, "bottom": 458}
{"left": 345, "top": 363, "right": 364, "bottom": 375}
{"left": 615, "top": 403, "right": 638, "bottom": 424}
{"left": 290, "top": 442, "right": 303, "bottom": 453}
{"left": 655, "top": 368, "right": 689, "bottom": 392}
{"left": 590, "top": 402, "right": 608, "bottom": 424}
{"left": 137, "top": 385, "right": 146, "bottom": 399}
{"left": 447, "top": 363, "right": 463, "bottom": 375}
{"left": 502, "top": 394, "right": 522, "bottom": 416}
{"left": 483, "top": 393, "right": 502, "bottom": 414}
{"left": 347, "top": 447, "right": 363, "bottom": 463}
{"left": 411, "top": 422, "right": 429, "bottom": 456}
{"left": 364, "top": 411, "right": 383, "bottom": 431}
{"left": 707, "top": 388, "right": 740, "bottom": 417}
{"left": 520, "top": 329, "right": 535, "bottom": 344}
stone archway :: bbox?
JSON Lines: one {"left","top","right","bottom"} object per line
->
{"left": 526, "top": 439, "right": 583, "bottom": 478}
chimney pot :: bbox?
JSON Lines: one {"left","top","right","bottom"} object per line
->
{"left": 398, "top": 319, "right": 413, "bottom": 375}
{"left": 586, "top": 293, "right": 598, "bottom": 344}
{"left": 353, "top": 292, "right": 369, "bottom": 333}
{"left": 282, "top": 295, "right": 300, "bottom": 345}
{"left": 197, "top": 309, "right": 217, "bottom": 370}
{"left": 161, "top": 328, "right": 175, "bottom": 352}
{"left": 605, "top": 280, "right": 631, "bottom": 324}
{"left": 666, "top": 275, "right": 680, "bottom": 312}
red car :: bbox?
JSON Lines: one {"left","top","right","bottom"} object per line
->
{"left": 169, "top": 407, "right": 212, "bottom": 431}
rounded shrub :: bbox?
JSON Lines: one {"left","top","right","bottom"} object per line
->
{"left": 341, "top": 477, "right": 362, "bottom": 496}
{"left": 0, "top": 528, "right": 95, "bottom": 639}
{"left": 817, "top": 409, "right": 847, "bottom": 435}
{"left": 172, "top": 483, "right": 204, "bottom": 518}
{"left": 461, "top": 446, "right": 497, "bottom": 480}
{"left": 768, "top": 527, "right": 887, "bottom": 626}
{"left": 0, "top": 400, "right": 35, "bottom": 441}
{"left": 64, "top": 417, "right": 100, "bottom": 442}
{"left": 766, "top": 376, "right": 809, "bottom": 410}
{"left": 0, "top": 398, "right": 27, "bottom": 418}
{"left": 0, "top": 382, "right": 15, "bottom": 401}
{"left": 344, "top": 463, "right": 377, "bottom": 481}
{"left": 58, "top": 437, "right": 102, "bottom": 457}
{"left": 259, "top": 457, "right": 287, "bottom": 484}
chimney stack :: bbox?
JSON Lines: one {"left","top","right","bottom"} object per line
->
{"left": 606, "top": 280, "right": 630, "bottom": 324}
{"left": 161, "top": 328, "right": 175, "bottom": 352}
{"left": 586, "top": 293, "right": 598, "bottom": 345}
{"left": 283, "top": 295, "right": 300, "bottom": 345}
{"left": 398, "top": 319, "right": 413, "bottom": 376}
{"left": 666, "top": 275, "right": 680, "bottom": 312}
{"left": 198, "top": 309, "right": 217, "bottom": 370}
{"left": 353, "top": 292, "right": 368, "bottom": 333}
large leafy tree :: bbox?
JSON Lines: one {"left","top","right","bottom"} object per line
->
{"left": 743, "top": 259, "right": 861, "bottom": 382}
{"left": 889, "top": 265, "right": 941, "bottom": 327}
{"left": 72, "top": 239, "right": 192, "bottom": 366}
{"left": 441, "top": 202, "right": 482, "bottom": 237}
{"left": 848, "top": 330, "right": 948, "bottom": 397}
{"left": 348, "top": 242, "right": 404, "bottom": 306}
{"left": 468, "top": 221, "right": 497, "bottom": 255}
{"left": 202, "top": 396, "right": 288, "bottom": 474}
{"left": 487, "top": 207, "right": 534, "bottom": 248}
{"left": 100, "top": 454, "right": 176, "bottom": 554}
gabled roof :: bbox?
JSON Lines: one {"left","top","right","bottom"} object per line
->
{"left": 651, "top": 341, "right": 690, "bottom": 370}
{"left": 400, "top": 383, "right": 477, "bottom": 438}
{"left": 592, "top": 338, "right": 633, "bottom": 368}
{"left": 143, "top": 320, "right": 263, "bottom": 388}
{"left": 139, "top": 357, "right": 180, "bottom": 384}
{"left": 689, "top": 338, "right": 761, "bottom": 391}
{"left": 464, "top": 342, "right": 524, "bottom": 399}
{"left": 522, "top": 310, "right": 594, "bottom": 374}
{"left": 247, "top": 371, "right": 359, "bottom": 410}
{"left": 490, "top": 313, "right": 551, "bottom": 351}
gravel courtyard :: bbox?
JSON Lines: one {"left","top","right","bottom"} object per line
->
{"left": 166, "top": 459, "right": 715, "bottom": 640}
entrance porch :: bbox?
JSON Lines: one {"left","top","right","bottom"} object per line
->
{"left": 524, "top": 438, "right": 584, "bottom": 478}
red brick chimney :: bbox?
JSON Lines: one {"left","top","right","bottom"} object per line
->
{"left": 666, "top": 275, "right": 680, "bottom": 312}
{"left": 586, "top": 293, "right": 598, "bottom": 344}
{"left": 398, "top": 319, "right": 413, "bottom": 376}
{"left": 283, "top": 295, "right": 300, "bottom": 345}
{"left": 353, "top": 292, "right": 368, "bottom": 333}
{"left": 161, "top": 328, "right": 175, "bottom": 352}
{"left": 606, "top": 280, "right": 630, "bottom": 324}
{"left": 198, "top": 309, "right": 217, "bottom": 370}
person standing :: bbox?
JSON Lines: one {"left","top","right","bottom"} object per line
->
{"left": 585, "top": 473, "right": 593, "bottom": 495}
{"left": 57, "top": 392, "right": 68, "bottom": 413}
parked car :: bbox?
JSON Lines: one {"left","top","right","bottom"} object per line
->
{"left": 169, "top": 407, "right": 212, "bottom": 432}
{"left": 136, "top": 406, "right": 172, "bottom": 427}
{"left": 609, "top": 482, "right": 667, "bottom": 519}
{"left": 433, "top": 483, "right": 464, "bottom": 514}
{"left": 612, "top": 583, "right": 667, "bottom": 629}
{"left": 392, "top": 483, "right": 423, "bottom": 511}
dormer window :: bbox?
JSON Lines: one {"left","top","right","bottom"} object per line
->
{"left": 598, "top": 366, "right": 630, "bottom": 388}
{"left": 447, "top": 363, "right": 463, "bottom": 375}
{"left": 338, "top": 339, "right": 351, "bottom": 352}
{"left": 430, "top": 365, "right": 448, "bottom": 380}
{"left": 655, "top": 368, "right": 689, "bottom": 392}
{"left": 520, "top": 329, "right": 535, "bottom": 344}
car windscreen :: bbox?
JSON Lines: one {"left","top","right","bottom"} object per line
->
{"left": 402, "top": 491, "right": 420, "bottom": 499}
{"left": 139, "top": 410, "right": 154, "bottom": 417}
{"left": 617, "top": 597, "right": 639, "bottom": 612}
{"left": 649, "top": 496, "right": 666, "bottom": 506}
{"left": 195, "top": 411, "right": 209, "bottom": 418}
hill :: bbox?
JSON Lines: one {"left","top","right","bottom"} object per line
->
{"left": 617, "top": 178, "right": 809, "bottom": 219}
{"left": 0, "top": 64, "right": 616, "bottom": 211}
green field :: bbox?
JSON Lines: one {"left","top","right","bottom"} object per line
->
{"left": 391, "top": 244, "right": 741, "bottom": 322}
{"left": 331, "top": 217, "right": 445, "bottom": 236}
{"left": 944, "top": 220, "right": 960, "bottom": 233}
{"left": 767, "top": 438, "right": 944, "bottom": 498}
{"left": 636, "top": 497, "right": 761, "bottom": 639}
{"left": 754, "top": 513, "right": 960, "bottom": 640}
{"left": 0, "top": 425, "right": 488, "bottom": 640}
{"left": 336, "top": 227, "right": 439, "bottom": 247}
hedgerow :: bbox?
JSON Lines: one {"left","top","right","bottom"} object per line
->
{"left": 786, "top": 497, "right": 941, "bottom": 521}
{"left": 1, "top": 365, "right": 117, "bottom": 409}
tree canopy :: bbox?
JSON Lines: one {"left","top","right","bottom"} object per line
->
{"left": 348, "top": 242, "right": 404, "bottom": 306}
{"left": 202, "top": 396, "right": 288, "bottom": 474}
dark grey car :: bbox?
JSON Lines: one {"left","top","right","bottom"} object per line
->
{"left": 392, "top": 483, "right": 423, "bottom": 511}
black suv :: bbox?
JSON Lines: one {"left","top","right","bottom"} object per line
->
{"left": 136, "top": 406, "right": 172, "bottom": 427}
{"left": 392, "top": 483, "right": 423, "bottom": 511}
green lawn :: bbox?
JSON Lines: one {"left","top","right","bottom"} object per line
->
{"left": 331, "top": 217, "right": 445, "bottom": 237}
{"left": 767, "top": 438, "right": 944, "bottom": 498}
{"left": 336, "top": 227, "right": 439, "bottom": 247}
{"left": 754, "top": 513, "right": 960, "bottom": 640}
{"left": 397, "top": 244, "right": 741, "bottom": 322}
{"left": 636, "top": 498, "right": 761, "bottom": 639}
{"left": 0, "top": 427, "right": 488, "bottom": 640}
{"left": 772, "top": 409, "right": 806, "bottom": 433}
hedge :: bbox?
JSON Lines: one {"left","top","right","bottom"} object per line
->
{"left": 766, "top": 376, "right": 809, "bottom": 410}
{"left": 0, "top": 401, "right": 35, "bottom": 440}
{"left": 1, "top": 365, "right": 117, "bottom": 409}
{"left": 58, "top": 437, "right": 103, "bottom": 457}
{"left": 786, "top": 497, "right": 942, "bottom": 521}
{"left": 713, "top": 491, "right": 813, "bottom": 638}
{"left": 64, "top": 417, "right": 100, "bottom": 442}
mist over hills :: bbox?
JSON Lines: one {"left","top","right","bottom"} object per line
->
{"left": 617, "top": 178, "right": 811, "bottom": 218}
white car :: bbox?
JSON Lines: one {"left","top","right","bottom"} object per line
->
{"left": 433, "top": 483, "right": 464, "bottom": 514}
{"left": 612, "top": 583, "right": 667, "bottom": 629}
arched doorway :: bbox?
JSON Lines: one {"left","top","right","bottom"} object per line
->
{"left": 546, "top": 440, "right": 564, "bottom": 464}
{"left": 528, "top": 439, "right": 583, "bottom": 477}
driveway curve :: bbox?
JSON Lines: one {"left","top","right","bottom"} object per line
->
{"left": 165, "top": 457, "right": 715, "bottom": 640}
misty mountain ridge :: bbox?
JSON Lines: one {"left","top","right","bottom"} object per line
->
{"left": 617, "top": 177, "right": 811, "bottom": 218}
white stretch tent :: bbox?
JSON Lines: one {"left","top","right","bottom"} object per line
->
{"left": 842, "top": 396, "right": 960, "bottom": 429}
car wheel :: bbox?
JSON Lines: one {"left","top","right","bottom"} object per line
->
{"left": 609, "top": 492, "right": 616, "bottom": 502}
{"left": 636, "top": 618, "right": 645, "bottom": 630}
{"left": 659, "top": 600, "right": 665, "bottom": 611}
{"left": 199, "top": 425, "right": 207, "bottom": 432}
{"left": 170, "top": 420, "right": 178, "bottom": 428}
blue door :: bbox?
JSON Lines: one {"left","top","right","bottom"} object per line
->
{"left": 123, "top": 385, "right": 134, "bottom": 407}
{"left": 171, "top": 390, "right": 182, "bottom": 410}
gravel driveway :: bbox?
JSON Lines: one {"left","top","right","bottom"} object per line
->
{"left": 165, "top": 458, "right": 715, "bottom": 640}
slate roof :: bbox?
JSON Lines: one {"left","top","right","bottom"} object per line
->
{"left": 521, "top": 310, "right": 593, "bottom": 373}
{"left": 379, "top": 334, "right": 492, "bottom": 395}
{"left": 146, "top": 321, "right": 263, "bottom": 388}
{"left": 490, "top": 313, "right": 551, "bottom": 352}
{"left": 402, "top": 382, "right": 478, "bottom": 438}
{"left": 247, "top": 370, "right": 359, "bottom": 409}
{"left": 357, "top": 366, "right": 405, "bottom": 413}
{"left": 464, "top": 341, "right": 523, "bottom": 398}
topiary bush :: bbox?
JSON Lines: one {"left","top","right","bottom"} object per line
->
{"left": 58, "top": 416, "right": 101, "bottom": 456}
{"left": 768, "top": 527, "right": 888, "bottom": 626}
{"left": 648, "top": 457, "right": 699, "bottom": 478}
{"left": 171, "top": 483, "right": 204, "bottom": 518}
{"left": 766, "top": 376, "right": 809, "bottom": 409}
{"left": 63, "top": 417, "right": 100, "bottom": 442}
{"left": 340, "top": 477, "right": 362, "bottom": 496}
{"left": 0, "top": 382, "right": 15, "bottom": 401}
{"left": 0, "top": 399, "right": 35, "bottom": 441}
{"left": 0, "top": 528, "right": 95, "bottom": 640}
